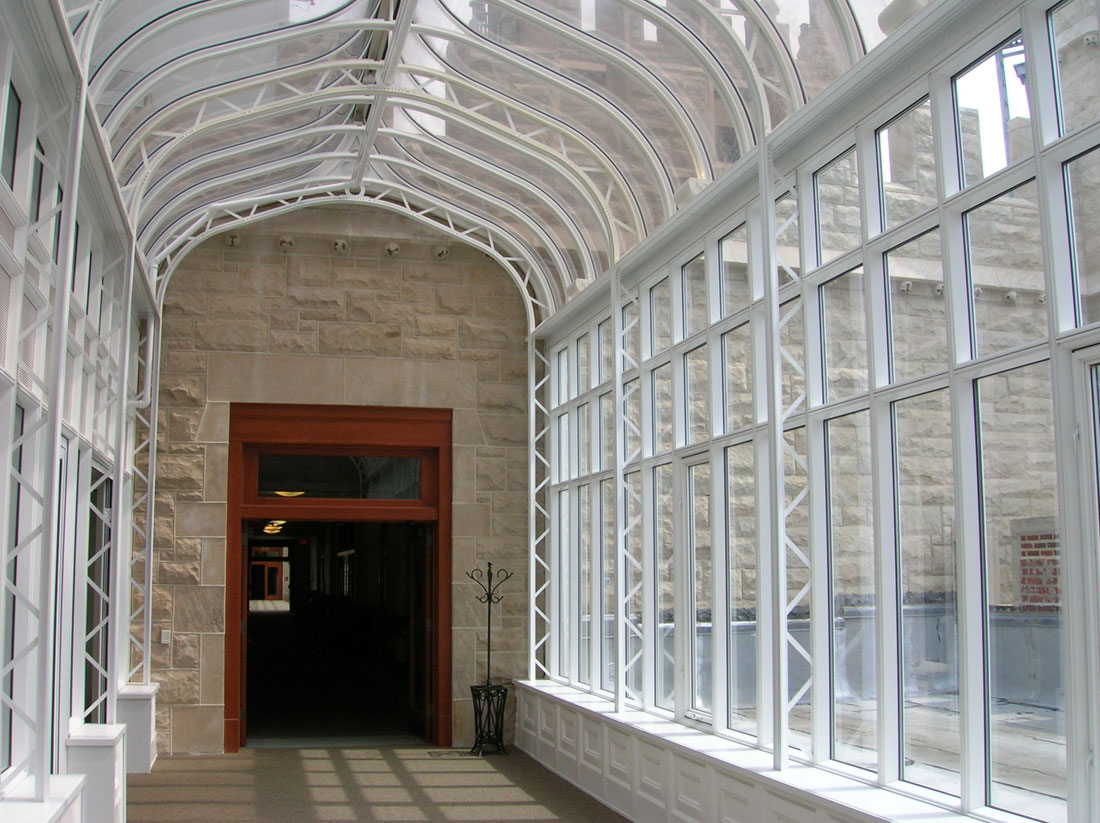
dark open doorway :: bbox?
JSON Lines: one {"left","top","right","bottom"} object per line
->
{"left": 225, "top": 404, "right": 453, "bottom": 752}
{"left": 245, "top": 519, "right": 433, "bottom": 746}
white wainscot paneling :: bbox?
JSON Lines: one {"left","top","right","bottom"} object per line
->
{"left": 537, "top": 700, "right": 558, "bottom": 767}
{"left": 578, "top": 713, "right": 605, "bottom": 796}
{"left": 557, "top": 707, "right": 579, "bottom": 781}
{"left": 715, "top": 771, "right": 757, "bottom": 823}
{"left": 634, "top": 738, "right": 668, "bottom": 823}
{"left": 671, "top": 755, "right": 711, "bottom": 823}
{"left": 605, "top": 726, "right": 635, "bottom": 812}
{"left": 517, "top": 688, "right": 538, "bottom": 750}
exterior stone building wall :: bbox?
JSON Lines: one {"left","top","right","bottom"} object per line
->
{"left": 152, "top": 206, "right": 529, "bottom": 754}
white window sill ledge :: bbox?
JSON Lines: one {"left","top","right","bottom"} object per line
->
{"left": 0, "top": 775, "right": 84, "bottom": 823}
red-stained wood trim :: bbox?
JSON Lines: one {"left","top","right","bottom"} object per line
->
{"left": 224, "top": 403, "right": 453, "bottom": 752}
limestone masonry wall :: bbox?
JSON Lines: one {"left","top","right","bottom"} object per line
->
{"left": 153, "top": 206, "right": 529, "bottom": 754}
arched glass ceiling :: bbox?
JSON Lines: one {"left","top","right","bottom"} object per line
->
{"left": 71, "top": 0, "right": 924, "bottom": 323}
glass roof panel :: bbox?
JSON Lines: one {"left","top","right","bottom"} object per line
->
{"left": 378, "top": 131, "right": 589, "bottom": 282}
{"left": 83, "top": 0, "right": 916, "bottom": 311}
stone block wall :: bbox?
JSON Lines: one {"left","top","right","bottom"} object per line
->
{"left": 153, "top": 206, "right": 529, "bottom": 754}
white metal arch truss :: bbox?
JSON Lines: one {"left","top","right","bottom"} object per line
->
{"left": 134, "top": 87, "right": 627, "bottom": 268}
{"left": 154, "top": 182, "right": 561, "bottom": 330}
{"left": 71, "top": 0, "right": 887, "bottom": 306}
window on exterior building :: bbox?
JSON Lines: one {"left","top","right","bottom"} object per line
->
{"left": 1, "top": 83, "right": 19, "bottom": 189}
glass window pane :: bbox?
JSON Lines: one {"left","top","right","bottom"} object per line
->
{"left": 955, "top": 37, "right": 1033, "bottom": 188}
{"left": 683, "top": 253, "right": 708, "bottom": 337}
{"left": 577, "top": 333, "right": 590, "bottom": 393}
{"left": 780, "top": 299, "right": 805, "bottom": 414}
{"left": 577, "top": 402, "right": 590, "bottom": 476}
{"left": 654, "top": 464, "right": 675, "bottom": 711}
{"left": 650, "top": 277, "right": 671, "bottom": 356}
{"left": 723, "top": 323, "right": 753, "bottom": 433}
{"left": 556, "top": 348, "right": 569, "bottom": 407}
{"left": 556, "top": 412, "right": 570, "bottom": 481}
{"left": 1051, "top": 0, "right": 1100, "bottom": 136}
{"left": 599, "top": 319, "right": 613, "bottom": 383}
{"left": 690, "top": 460, "right": 712, "bottom": 714}
{"left": 557, "top": 489, "right": 571, "bottom": 680}
{"left": 600, "top": 392, "right": 614, "bottom": 471}
{"left": 1067, "top": 146, "right": 1100, "bottom": 326}
{"left": 727, "top": 442, "right": 757, "bottom": 738}
{"left": 623, "top": 301, "right": 640, "bottom": 371}
{"left": 579, "top": 484, "right": 592, "bottom": 686}
{"left": 821, "top": 268, "right": 868, "bottom": 401}
{"left": 886, "top": 229, "right": 948, "bottom": 382}
{"left": 785, "top": 426, "right": 812, "bottom": 756}
{"left": 895, "top": 388, "right": 960, "bottom": 796}
{"left": 776, "top": 193, "right": 801, "bottom": 287}
{"left": 600, "top": 478, "right": 616, "bottom": 692}
{"left": 816, "top": 149, "right": 861, "bottom": 266}
{"left": 721, "top": 224, "right": 750, "bottom": 317}
{"left": 879, "top": 99, "right": 937, "bottom": 230}
{"left": 827, "top": 412, "right": 876, "bottom": 771}
{"left": 652, "top": 362, "right": 673, "bottom": 454}
{"left": 685, "top": 344, "right": 710, "bottom": 445}
{"left": 624, "top": 378, "right": 641, "bottom": 461}
{"left": 965, "top": 180, "right": 1046, "bottom": 358}
{"left": 257, "top": 454, "right": 420, "bottom": 499}
{"left": 977, "top": 363, "right": 1065, "bottom": 822}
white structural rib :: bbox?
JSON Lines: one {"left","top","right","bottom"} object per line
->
{"left": 352, "top": 0, "right": 417, "bottom": 181}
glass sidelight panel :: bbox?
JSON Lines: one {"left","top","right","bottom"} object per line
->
{"left": 954, "top": 36, "right": 1033, "bottom": 188}
{"left": 682, "top": 253, "right": 708, "bottom": 338}
{"left": 895, "top": 388, "right": 960, "bottom": 796}
{"left": 826, "top": 411, "right": 876, "bottom": 771}
{"left": 654, "top": 464, "right": 675, "bottom": 711}
{"left": 688, "top": 459, "right": 712, "bottom": 714}
{"left": 726, "top": 441, "right": 756, "bottom": 738}
{"left": 578, "top": 484, "right": 592, "bottom": 686}
{"left": 721, "top": 224, "right": 750, "bottom": 317}
{"left": 965, "top": 180, "right": 1046, "bottom": 358}
{"left": 685, "top": 345, "right": 710, "bottom": 445}
{"left": 600, "top": 479, "right": 616, "bottom": 692}
{"left": 977, "top": 362, "right": 1065, "bottom": 822}
{"left": 886, "top": 229, "right": 948, "bottom": 382}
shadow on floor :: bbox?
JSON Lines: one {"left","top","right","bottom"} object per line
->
{"left": 127, "top": 746, "right": 630, "bottom": 823}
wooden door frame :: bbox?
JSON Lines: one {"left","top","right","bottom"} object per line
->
{"left": 224, "top": 403, "right": 453, "bottom": 752}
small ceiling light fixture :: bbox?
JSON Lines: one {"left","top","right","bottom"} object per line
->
{"left": 273, "top": 491, "right": 305, "bottom": 498}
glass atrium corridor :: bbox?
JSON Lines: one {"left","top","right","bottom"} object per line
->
{"left": 2, "top": 2, "right": 1099, "bottom": 823}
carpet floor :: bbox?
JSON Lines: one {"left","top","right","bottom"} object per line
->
{"left": 127, "top": 746, "right": 631, "bottom": 823}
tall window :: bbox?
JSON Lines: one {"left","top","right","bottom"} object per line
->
{"left": 536, "top": 5, "right": 1092, "bottom": 822}
{"left": 1, "top": 83, "right": 19, "bottom": 189}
